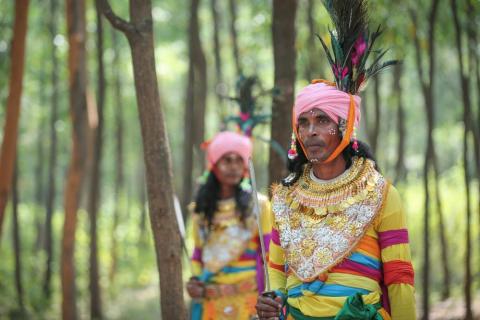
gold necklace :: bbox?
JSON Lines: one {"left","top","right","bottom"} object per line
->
{"left": 285, "top": 157, "right": 380, "bottom": 217}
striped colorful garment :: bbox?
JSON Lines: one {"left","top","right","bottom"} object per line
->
{"left": 269, "top": 160, "right": 416, "bottom": 320}
{"left": 189, "top": 195, "right": 272, "bottom": 320}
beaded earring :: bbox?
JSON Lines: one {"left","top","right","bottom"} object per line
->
{"left": 352, "top": 126, "right": 359, "bottom": 152}
{"left": 288, "top": 132, "right": 298, "bottom": 160}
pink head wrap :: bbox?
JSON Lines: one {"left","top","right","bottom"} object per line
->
{"left": 293, "top": 82, "right": 361, "bottom": 127}
{"left": 206, "top": 131, "right": 252, "bottom": 168}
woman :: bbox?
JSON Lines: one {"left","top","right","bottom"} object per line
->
{"left": 186, "top": 131, "right": 272, "bottom": 320}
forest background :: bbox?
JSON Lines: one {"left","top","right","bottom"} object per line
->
{"left": 0, "top": 0, "right": 479, "bottom": 319}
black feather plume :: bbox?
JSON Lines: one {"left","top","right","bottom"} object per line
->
{"left": 318, "top": 0, "right": 399, "bottom": 94}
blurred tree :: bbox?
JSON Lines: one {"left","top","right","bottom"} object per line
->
{"left": 0, "top": 0, "right": 29, "bottom": 239}
{"left": 465, "top": 0, "right": 480, "bottom": 277}
{"left": 34, "top": 91, "right": 46, "bottom": 251}
{"left": 464, "top": 0, "right": 480, "bottom": 173}
{"left": 268, "top": 0, "right": 297, "bottom": 186}
{"left": 97, "top": 0, "right": 188, "bottom": 318}
{"left": 62, "top": 0, "right": 88, "bottom": 319}
{"left": 228, "top": 0, "right": 242, "bottom": 75}
{"left": 369, "top": 73, "right": 381, "bottom": 154}
{"left": 304, "top": 0, "right": 318, "bottom": 81}
{"left": 450, "top": 0, "right": 474, "bottom": 318}
{"left": 43, "top": 0, "right": 60, "bottom": 300}
{"left": 410, "top": 0, "right": 442, "bottom": 317}
{"left": 87, "top": 2, "right": 105, "bottom": 318}
{"left": 12, "top": 163, "right": 25, "bottom": 316}
{"left": 109, "top": 28, "right": 124, "bottom": 285}
{"left": 210, "top": 0, "right": 223, "bottom": 100}
{"left": 182, "top": 0, "right": 207, "bottom": 218}
{"left": 393, "top": 63, "right": 407, "bottom": 183}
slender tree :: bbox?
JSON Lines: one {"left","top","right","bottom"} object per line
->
{"left": 305, "top": 0, "right": 317, "bottom": 81}
{"left": 393, "top": 64, "right": 406, "bottom": 183}
{"left": 183, "top": 0, "right": 207, "bottom": 217}
{"left": 62, "top": 0, "right": 88, "bottom": 318}
{"left": 109, "top": 27, "right": 124, "bottom": 284}
{"left": 371, "top": 74, "right": 381, "bottom": 154}
{"left": 97, "top": 1, "right": 188, "bottom": 317}
{"left": 464, "top": 1, "right": 480, "bottom": 272}
{"left": 268, "top": 0, "right": 298, "bottom": 186}
{"left": 12, "top": 163, "right": 25, "bottom": 315}
{"left": 228, "top": 0, "right": 242, "bottom": 75}
{"left": 87, "top": 2, "right": 105, "bottom": 318}
{"left": 0, "top": 0, "right": 29, "bottom": 238}
{"left": 34, "top": 106, "right": 46, "bottom": 250}
{"left": 410, "top": 1, "right": 440, "bottom": 318}
{"left": 210, "top": 0, "right": 223, "bottom": 92}
{"left": 450, "top": 0, "right": 474, "bottom": 317}
{"left": 43, "top": 0, "right": 60, "bottom": 299}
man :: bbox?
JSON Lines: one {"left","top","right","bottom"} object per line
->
{"left": 255, "top": 1, "right": 416, "bottom": 319}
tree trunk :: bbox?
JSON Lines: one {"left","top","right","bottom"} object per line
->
{"left": 98, "top": 0, "right": 188, "bottom": 317}
{"left": 182, "top": 62, "right": 194, "bottom": 216}
{"left": 371, "top": 74, "right": 381, "bottom": 155}
{"left": 34, "top": 110, "right": 45, "bottom": 251}
{"left": 464, "top": 0, "right": 480, "bottom": 172}
{"left": 432, "top": 155, "right": 450, "bottom": 300}
{"left": 88, "top": 3, "right": 105, "bottom": 319}
{"left": 191, "top": 0, "right": 207, "bottom": 188}
{"left": 228, "top": 0, "right": 242, "bottom": 75}
{"left": 210, "top": 0, "right": 223, "bottom": 93}
{"left": 450, "top": 0, "right": 473, "bottom": 317}
{"left": 462, "top": 130, "right": 473, "bottom": 320}
{"left": 62, "top": 0, "right": 88, "bottom": 319}
{"left": 393, "top": 64, "right": 406, "bottom": 183}
{"left": 109, "top": 28, "right": 124, "bottom": 284}
{"left": 43, "top": 0, "right": 59, "bottom": 300}
{"left": 0, "top": 0, "right": 29, "bottom": 239}
{"left": 12, "top": 163, "right": 25, "bottom": 314}
{"left": 183, "top": 0, "right": 207, "bottom": 218}
{"left": 410, "top": 1, "right": 440, "bottom": 318}
{"left": 304, "top": 0, "right": 316, "bottom": 81}
{"left": 465, "top": 0, "right": 480, "bottom": 272}
{"left": 268, "top": 0, "right": 297, "bottom": 187}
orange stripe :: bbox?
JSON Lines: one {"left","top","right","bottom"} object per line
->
{"left": 378, "top": 308, "right": 392, "bottom": 320}
{"left": 269, "top": 261, "right": 285, "bottom": 272}
{"left": 356, "top": 235, "right": 381, "bottom": 258}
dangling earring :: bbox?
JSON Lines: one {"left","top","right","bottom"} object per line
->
{"left": 288, "top": 132, "right": 298, "bottom": 160}
{"left": 338, "top": 119, "right": 346, "bottom": 135}
{"left": 352, "top": 126, "right": 359, "bottom": 152}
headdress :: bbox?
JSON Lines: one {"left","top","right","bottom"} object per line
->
{"left": 288, "top": 0, "right": 399, "bottom": 163}
{"left": 223, "top": 75, "right": 272, "bottom": 137}
{"left": 204, "top": 131, "right": 252, "bottom": 169}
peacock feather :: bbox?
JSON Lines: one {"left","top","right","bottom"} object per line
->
{"left": 318, "top": 0, "right": 400, "bottom": 94}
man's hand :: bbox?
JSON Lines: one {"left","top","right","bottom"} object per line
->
{"left": 186, "top": 277, "right": 204, "bottom": 299}
{"left": 255, "top": 294, "right": 283, "bottom": 320}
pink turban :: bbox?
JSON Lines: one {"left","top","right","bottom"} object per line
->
{"left": 206, "top": 131, "right": 252, "bottom": 168}
{"left": 293, "top": 82, "right": 361, "bottom": 127}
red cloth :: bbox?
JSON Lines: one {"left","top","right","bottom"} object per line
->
{"left": 383, "top": 260, "right": 414, "bottom": 286}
